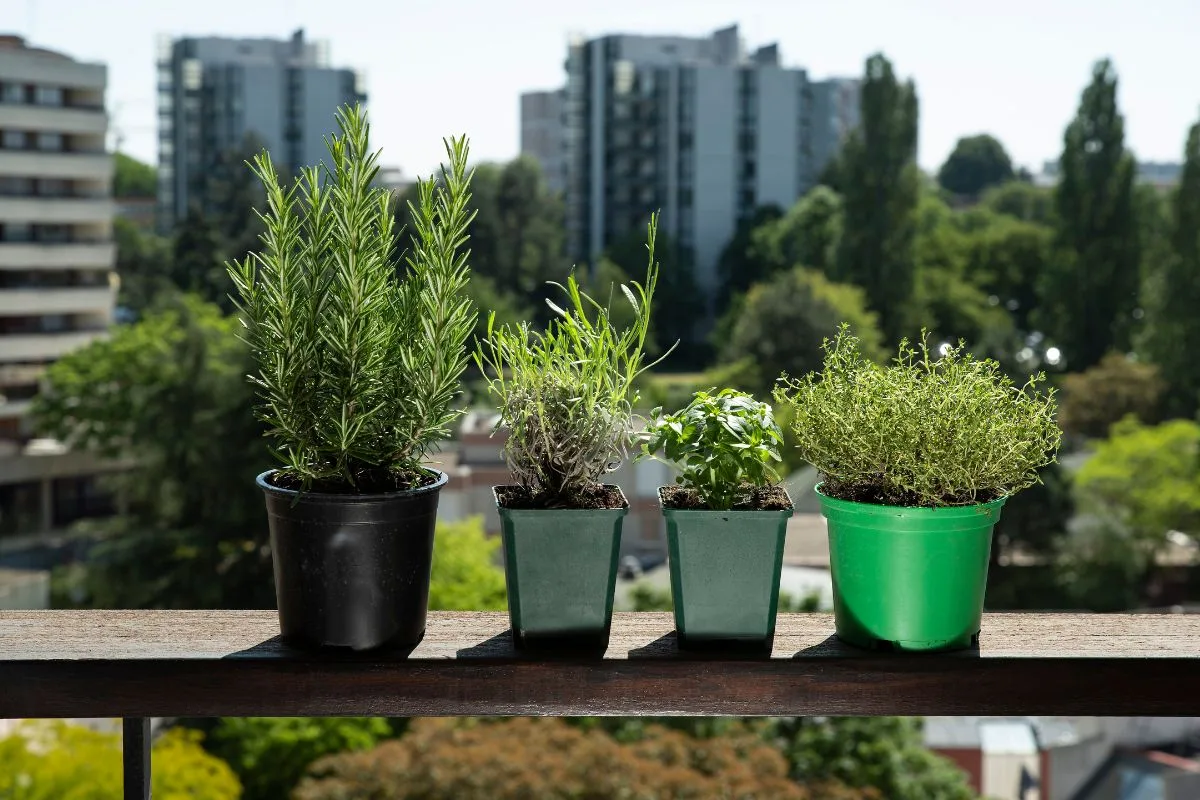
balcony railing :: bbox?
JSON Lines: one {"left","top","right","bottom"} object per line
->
{"left": 2, "top": 610, "right": 1200, "bottom": 797}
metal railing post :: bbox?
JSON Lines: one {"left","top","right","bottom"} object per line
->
{"left": 122, "top": 717, "right": 150, "bottom": 800}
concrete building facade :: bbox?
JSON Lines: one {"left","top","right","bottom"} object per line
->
{"left": 156, "top": 28, "right": 365, "bottom": 229}
{"left": 522, "top": 25, "right": 859, "bottom": 298}
{"left": 0, "top": 35, "right": 118, "bottom": 544}
{"left": 519, "top": 89, "right": 566, "bottom": 195}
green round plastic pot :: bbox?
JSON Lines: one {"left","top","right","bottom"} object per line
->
{"left": 817, "top": 486, "right": 1005, "bottom": 653}
{"left": 663, "top": 489, "right": 793, "bottom": 649}
{"left": 495, "top": 486, "right": 627, "bottom": 650}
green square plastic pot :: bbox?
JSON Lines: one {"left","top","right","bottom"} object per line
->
{"left": 495, "top": 486, "right": 628, "bottom": 649}
{"left": 663, "top": 488, "right": 793, "bottom": 648}
{"left": 817, "top": 485, "right": 1005, "bottom": 653}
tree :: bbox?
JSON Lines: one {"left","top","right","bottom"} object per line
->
{"left": 991, "top": 462, "right": 1075, "bottom": 562}
{"left": 748, "top": 187, "right": 843, "bottom": 281}
{"left": 113, "top": 152, "right": 157, "bottom": 198}
{"left": 171, "top": 206, "right": 233, "bottom": 310}
{"left": 604, "top": 227, "right": 706, "bottom": 364}
{"left": 1138, "top": 115, "right": 1200, "bottom": 418}
{"left": 1037, "top": 59, "right": 1139, "bottom": 370}
{"left": 719, "top": 267, "right": 885, "bottom": 394}
{"left": 34, "top": 296, "right": 273, "bottom": 609}
{"left": 205, "top": 717, "right": 393, "bottom": 800}
{"left": 715, "top": 203, "right": 784, "bottom": 310}
{"left": 981, "top": 181, "right": 1054, "bottom": 225}
{"left": 0, "top": 722, "right": 240, "bottom": 799}
{"left": 936, "top": 134, "right": 1014, "bottom": 197}
{"left": 1074, "top": 417, "right": 1200, "bottom": 554}
{"left": 114, "top": 216, "right": 176, "bottom": 314}
{"left": 963, "top": 213, "right": 1053, "bottom": 332}
{"left": 427, "top": 517, "right": 507, "bottom": 611}
{"left": 294, "top": 718, "right": 869, "bottom": 800}
{"left": 1058, "top": 353, "right": 1164, "bottom": 439}
{"left": 203, "top": 132, "right": 268, "bottom": 262}
{"left": 836, "top": 54, "right": 921, "bottom": 341}
{"left": 771, "top": 717, "right": 975, "bottom": 800}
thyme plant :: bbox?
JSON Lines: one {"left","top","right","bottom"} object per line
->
{"left": 642, "top": 389, "right": 784, "bottom": 510}
{"left": 773, "top": 326, "right": 1061, "bottom": 507}
{"left": 475, "top": 215, "right": 671, "bottom": 508}
{"left": 229, "top": 105, "right": 475, "bottom": 491}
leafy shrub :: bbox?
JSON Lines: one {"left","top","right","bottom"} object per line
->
{"left": 474, "top": 216, "right": 669, "bottom": 507}
{"left": 294, "top": 717, "right": 870, "bottom": 800}
{"left": 719, "top": 267, "right": 884, "bottom": 395}
{"left": 0, "top": 722, "right": 240, "bottom": 799}
{"left": 228, "top": 105, "right": 475, "bottom": 490}
{"left": 642, "top": 389, "right": 784, "bottom": 510}
{"left": 1058, "top": 352, "right": 1164, "bottom": 439}
{"left": 428, "top": 517, "right": 507, "bottom": 611}
{"left": 774, "top": 326, "right": 1061, "bottom": 506}
{"left": 206, "top": 717, "right": 392, "bottom": 800}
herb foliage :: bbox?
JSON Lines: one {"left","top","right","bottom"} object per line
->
{"left": 475, "top": 215, "right": 671, "bottom": 507}
{"left": 642, "top": 389, "right": 784, "bottom": 510}
{"left": 229, "top": 105, "right": 475, "bottom": 490}
{"left": 773, "top": 326, "right": 1061, "bottom": 506}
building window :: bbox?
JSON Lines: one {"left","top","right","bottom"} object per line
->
{"left": 34, "top": 86, "right": 63, "bottom": 106}
{"left": 36, "top": 132, "right": 63, "bottom": 152}
{"left": 1, "top": 130, "right": 26, "bottom": 149}
{"left": 0, "top": 176, "right": 33, "bottom": 196}
{"left": 0, "top": 83, "right": 24, "bottom": 104}
{"left": 37, "top": 179, "right": 70, "bottom": 197}
{"left": 0, "top": 223, "right": 32, "bottom": 242}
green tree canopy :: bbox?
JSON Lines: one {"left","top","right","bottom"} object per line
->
{"left": 427, "top": 517, "right": 507, "bottom": 611}
{"left": 773, "top": 717, "right": 975, "bottom": 800}
{"left": 0, "top": 722, "right": 240, "bottom": 799}
{"left": 1074, "top": 417, "right": 1200, "bottom": 553}
{"left": 836, "top": 53, "right": 921, "bottom": 341}
{"left": 748, "top": 186, "right": 843, "bottom": 280}
{"left": 1038, "top": 59, "right": 1140, "bottom": 370}
{"left": 719, "top": 267, "right": 884, "bottom": 394}
{"left": 715, "top": 203, "right": 784, "bottom": 309}
{"left": 936, "top": 134, "right": 1015, "bottom": 197}
{"left": 113, "top": 152, "right": 157, "bottom": 198}
{"left": 1138, "top": 114, "right": 1200, "bottom": 418}
{"left": 33, "top": 295, "right": 272, "bottom": 609}
{"left": 1058, "top": 353, "right": 1164, "bottom": 439}
{"left": 981, "top": 180, "right": 1054, "bottom": 225}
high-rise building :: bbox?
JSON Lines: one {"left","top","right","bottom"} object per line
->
{"left": 156, "top": 28, "right": 365, "bottom": 229}
{"left": 0, "top": 35, "right": 118, "bottom": 543}
{"left": 519, "top": 89, "right": 566, "bottom": 195}
{"left": 524, "top": 24, "right": 859, "bottom": 297}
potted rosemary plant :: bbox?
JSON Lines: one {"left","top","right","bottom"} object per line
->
{"left": 641, "top": 389, "right": 793, "bottom": 649}
{"left": 774, "top": 327, "right": 1061, "bottom": 652}
{"left": 228, "top": 106, "right": 475, "bottom": 650}
{"left": 475, "top": 216, "right": 670, "bottom": 649}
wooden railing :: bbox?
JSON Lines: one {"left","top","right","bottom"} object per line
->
{"left": 3, "top": 611, "right": 1200, "bottom": 798}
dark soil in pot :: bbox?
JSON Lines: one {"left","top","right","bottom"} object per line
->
{"left": 660, "top": 484, "right": 792, "bottom": 511}
{"left": 495, "top": 483, "right": 626, "bottom": 510}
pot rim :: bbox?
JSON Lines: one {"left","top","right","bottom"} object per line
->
{"left": 814, "top": 482, "right": 1007, "bottom": 517}
{"left": 656, "top": 485, "right": 794, "bottom": 515}
{"left": 256, "top": 467, "right": 448, "bottom": 502}
{"left": 491, "top": 484, "right": 629, "bottom": 512}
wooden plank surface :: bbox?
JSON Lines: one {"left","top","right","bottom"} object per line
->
{"left": 2, "top": 611, "right": 1199, "bottom": 718}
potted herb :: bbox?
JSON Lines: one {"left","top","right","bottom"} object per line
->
{"left": 474, "top": 217, "right": 670, "bottom": 649}
{"left": 774, "top": 327, "right": 1061, "bottom": 652}
{"left": 641, "top": 389, "right": 793, "bottom": 649}
{"left": 228, "top": 106, "right": 475, "bottom": 650}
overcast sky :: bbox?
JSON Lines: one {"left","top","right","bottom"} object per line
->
{"left": 6, "top": 0, "right": 1200, "bottom": 179}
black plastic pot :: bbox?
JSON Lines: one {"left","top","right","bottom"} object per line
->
{"left": 257, "top": 469, "right": 447, "bottom": 651}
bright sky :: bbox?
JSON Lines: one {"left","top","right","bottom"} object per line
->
{"left": 6, "top": 0, "right": 1200, "bottom": 179}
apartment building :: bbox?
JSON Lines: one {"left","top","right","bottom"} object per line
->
{"left": 157, "top": 28, "right": 365, "bottom": 230}
{"left": 519, "top": 89, "right": 566, "bottom": 195}
{"left": 522, "top": 24, "right": 860, "bottom": 298}
{"left": 0, "top": 35, "right": 117, "bottom": 544}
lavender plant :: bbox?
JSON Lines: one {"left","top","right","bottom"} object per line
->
{"left": 228, "top": 105, "right": 475, "bottom": 491}
{"left": 474, "top": 215, "right": 672, "bottom": 507}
